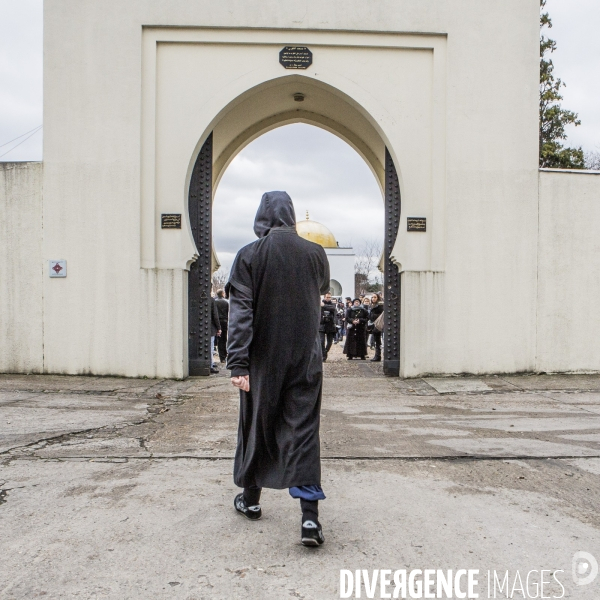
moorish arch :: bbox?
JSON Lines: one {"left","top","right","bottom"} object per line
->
{"left": 329, "top": 280, "right": 343, "bottom": 297}
{"left": 186, "top": 76, "right": 401, "bottom": 377}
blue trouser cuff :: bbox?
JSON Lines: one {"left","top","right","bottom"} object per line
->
{"left": 289, "top": 485, "right": 326, "bottom": 501}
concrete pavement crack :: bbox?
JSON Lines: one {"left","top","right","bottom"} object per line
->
{"left": 494, "top": 376, "right": 524, "bottom": 391}
{"left": 8, "top": 454, "right": 600, "bottom": 462}
{"left": 0, "top": 393, "right": 182, "bottom": 462}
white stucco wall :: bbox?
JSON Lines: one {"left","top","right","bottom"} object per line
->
{"left": 0, "top": 162, "right": 43, "bottom": 373}
{"left": 537, "top": 170, "right": 600, "bottom": 373}
{"left": 30, "top": 0, "right": 545, "bottom": 377}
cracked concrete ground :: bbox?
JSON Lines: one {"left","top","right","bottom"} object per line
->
{"left": 1, "top": 345, "right": 600, "bottom": 599}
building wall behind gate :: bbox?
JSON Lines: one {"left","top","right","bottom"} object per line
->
{"left": 0, "top": 162, "right": 43, "bottom": 373}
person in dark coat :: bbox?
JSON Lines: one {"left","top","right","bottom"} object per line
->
{"left": 334, "top": 301, "right": 345, "bottom": 343}
{"left": 226, "top": 191, "right": 330, "bottom": 547}
{"left": 209, "top": 296, "right": 221, "bottom": 374}
{"left": 319, "top": 292, "right": 337, "bottom": 361}
{"left": 343, "top": 299, "right": 368, "bottom": 360}
{"left": 369, "top": 293, "right": 384, "bottom": 362}
{"left": 362, "top": 296, "right": 372, "bottom": 348}
{"left": 214, "top": 289, "right": 229, "bottom": 363}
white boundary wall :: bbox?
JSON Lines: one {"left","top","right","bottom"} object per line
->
{"left": 0, "top": 163, "right": 43, "bottom": 373}
{"left": 537, "top": 170, "right": 600, "bottom": 373}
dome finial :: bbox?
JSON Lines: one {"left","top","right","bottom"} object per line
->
{"left": 306, "top": 210, "right": 310, "bottom": 220}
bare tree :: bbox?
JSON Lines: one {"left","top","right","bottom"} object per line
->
{"left": 354, "top": 239, "right": 383, "bottom": 296}
{"left": 211, "top": 267, "right": 229, "bottom": 295}
{"left": 585, "top": 151, "right": 600, "bottom": 171}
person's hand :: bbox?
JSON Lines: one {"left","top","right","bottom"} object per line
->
{"left": 231, "top": 375, "right": 250, "bottom": 392}
{"left": 353, "top": 319, "right": 359, "bottom": 325}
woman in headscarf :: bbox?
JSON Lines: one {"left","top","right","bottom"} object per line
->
{"left": 362, "top": 295, "right": 372, "bottom": 349}
{"left": 343, "top": 298, "right": 369, "bottom": 360}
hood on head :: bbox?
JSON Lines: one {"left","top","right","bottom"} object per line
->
{"left": 253, "top": 191, "right": 296, "bottom": 238}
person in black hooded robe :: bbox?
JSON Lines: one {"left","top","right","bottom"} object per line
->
{"left": 225, "top": 191, "right": 330, "bottom": 546}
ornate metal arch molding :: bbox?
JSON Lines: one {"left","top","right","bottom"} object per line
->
{"left": 188, "top": 133, "right": 213, "bottom": 376}
{"left": 383, "top": 148, "right": 401, "bottom": 377}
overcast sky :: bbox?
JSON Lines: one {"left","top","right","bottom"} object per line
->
{"left": 1, "top": 0, "right": 598, "bottom": 269}
{"left": 213, "top": 125, "right": 382, "bottom": 271}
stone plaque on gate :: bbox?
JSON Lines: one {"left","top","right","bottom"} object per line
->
{"left": 279, "top": 46, "right": 313, "bottom": 69}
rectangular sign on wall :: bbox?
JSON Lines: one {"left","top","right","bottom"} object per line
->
{"left": 161, "top": 214, "right": 182, "bottom": 229}
{"left": 407, "top": 217, "right": 426, "bottom": 232}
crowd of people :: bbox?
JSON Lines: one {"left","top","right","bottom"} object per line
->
{"left": 210, "top": 288, "right": 384, "bottom": 374}
{"left": 319, "top": 292, "right": 384, "bottom": 362}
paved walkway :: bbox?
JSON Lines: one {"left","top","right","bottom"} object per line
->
{"left": 1, "top": 346, "right": 600, "bottom": 598}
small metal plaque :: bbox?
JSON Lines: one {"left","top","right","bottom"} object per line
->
{"left": 49, "top": 260, "right": 67, "bottom": 278}
{"left": 407, "top": 217, "right": 426, "bottom": 232}
{"left": 279, "top": 46, "right": 313, "bottom": 69}
{"left": 161, "top": 214, "right": 182, "bottom": 229}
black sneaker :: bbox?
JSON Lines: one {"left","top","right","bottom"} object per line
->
{"left": 301, "top": 520, "right": 325, "bottom": 546}
{"left": 234, "top": 493, "right": 262, "bottom": 520}
{"left": 210, "top": 366, "right": 220, "bottom": 374}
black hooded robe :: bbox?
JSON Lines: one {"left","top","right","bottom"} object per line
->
{"left": 343, "top": 306, "right": 369, "bottom": 358}
{"left": 226, "top": 192, "right": 330, "bottom": 489}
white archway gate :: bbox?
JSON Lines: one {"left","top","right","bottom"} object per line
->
{"left": 140, "top": 27, "right": 447, "bottom": 378}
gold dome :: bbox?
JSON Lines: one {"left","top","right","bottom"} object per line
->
{"left": 296, "top": 211, "right": 337, "bottom": 248}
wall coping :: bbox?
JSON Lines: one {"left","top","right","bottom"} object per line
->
{"left": 539, "top": 168, "right": 600, "bottom": 175}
